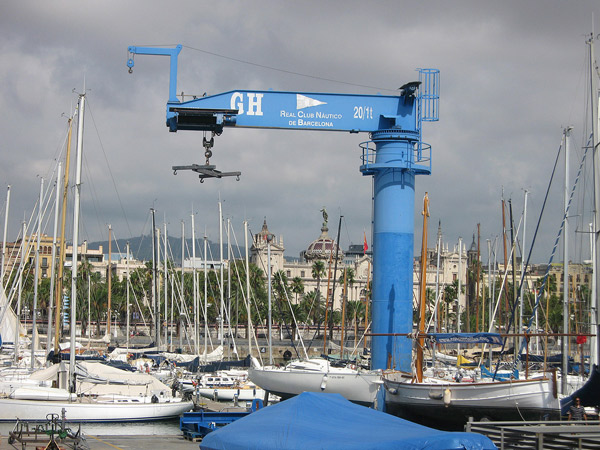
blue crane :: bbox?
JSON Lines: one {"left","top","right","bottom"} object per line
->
{"left": 127, "top": 45, "right": 439, "bottom": 375}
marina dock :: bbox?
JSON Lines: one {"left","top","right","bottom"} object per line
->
{"left": 0, "top": 434, "right": 200, "bottom": 450}
{"left": 0, "top": 398, "right": 258, "bottom": 450}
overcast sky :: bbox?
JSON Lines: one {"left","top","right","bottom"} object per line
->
{"left": 1, "top": 1, "right": 599, "bottom": 265}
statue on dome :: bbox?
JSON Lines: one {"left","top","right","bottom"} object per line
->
{"left": 320, "top": 207, "right": 328, "bottom": 228}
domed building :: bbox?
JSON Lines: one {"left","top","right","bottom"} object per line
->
{"left": 251, "top": 209, "right": 370, "bottom": 312}
{"left": 301, "top": 212, "right": 344, "bottom": 263}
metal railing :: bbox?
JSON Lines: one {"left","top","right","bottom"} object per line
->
{"left": 466, "top": 418, "right": 600, "bottom": 450}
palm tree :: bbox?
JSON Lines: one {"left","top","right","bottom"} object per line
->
{"left": 290, "top": 277, "right": 304, "bottom": 304}
{"left": 345, "top": 300, "right": 364, "bottom": 348}
{"left": 311, "top": 260, "right": 326, "bottom": 296}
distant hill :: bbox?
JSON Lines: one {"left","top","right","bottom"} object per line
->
{"left": 88, "top": 235, "right": 247, "bottom": 265}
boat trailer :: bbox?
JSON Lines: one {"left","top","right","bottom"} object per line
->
{"left": 8, "top": 412, "right": 86, "bottom": 450}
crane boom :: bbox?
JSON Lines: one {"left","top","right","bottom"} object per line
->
{"left": 166, "top": 89, "right": 418, "bottom": 134}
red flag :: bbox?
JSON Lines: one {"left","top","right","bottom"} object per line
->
{"left": 363, "top": 232, "right": 368, "bottom": 254}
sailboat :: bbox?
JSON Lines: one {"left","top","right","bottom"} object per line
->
{"left": 248, "top": 356, "right": 382, "bottom": 405}
{"left": 382, "top": 194, "right": 560, "bottom": 427}
{"left": 248, "top": 213, "right": 383, "bottom": 405}
{"left": 0, "top": 92, "right": 193, "bottom": 422}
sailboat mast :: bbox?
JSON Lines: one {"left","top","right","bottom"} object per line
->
{"left": 457, "top": 238, "right": 462, "bottom": 334}
{"left": 69, "top": 92, "right": 86, "bottom": 390}
{"left": 30, "top": 178, "right": 43, "bottom": 370}
{"left": 14, "top": 221, "right": 26, "bottom": 364}
{"left": 191, "top": 213, "right": 197, "bottom": 354}
{"left": 476, "top": 223, "right": 481, "bottom": 332}
{"left": 126, "top": 241, "right": 130, "bottom": 351}
{"left": 107, "top": 224, "right": 112, "bottom": 337}
{"left": 244, "top": 220, "right": 252, "bottom": 355}
{"left": 328, "top": 216, "right": 343, "bottom": 342}
{"left": 54, "top": 116, "right": 73, "bottom": 358}
{"left": 151, "top": 208, "right": 158, "bottom": 347}
{"left": 1, "top": 185, "right": 10, "bottom": 291}
{"left": 47, "top": 163, "right": 61, "bottom": 356}
{"left": 164, "top": 222, "right": 168, "bottom": 351}
{"left": 518, "top": 190, "right": 529, "bottom": 356}
{"left": 267, "top": 234, "right": 272, "bottom": 365}
{"left": 219, "top": 201, "right": 224, "bottom": 349}
{"left": 180, "top": 220, "right": 184, "bottom": 352}
{"left": 203, "top": 231, "right": 208, "bottom": 357}
{"left": 562, "top": 126, "right": 572, "bottom": 395}
{"left": 416, "top": 193, "right": 429, "bottom": 383}
{"left": 589, "top": 31, "right": 600, "bottom": 367}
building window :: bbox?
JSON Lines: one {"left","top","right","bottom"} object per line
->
{"left": 301, "top": 271, "right": 305, "bottom": 277}
{"left": 453, "top": 274, "right": 457, "bottom": 281}
{"left": 287, "top": 270, "right": 291, "bottom": 277}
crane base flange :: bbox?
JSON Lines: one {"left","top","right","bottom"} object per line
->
{"left": 172, "top": 164, "right": 241, "bottom": 181}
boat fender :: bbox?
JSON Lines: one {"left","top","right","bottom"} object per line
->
{"left": 428, "top": 390, "right": 443, "bottom": 400}
{"left": 320, "top": 374, "right": 328, "bottom": 390}
{"left": 443, "top": 388, "right": 451, "bottom": 407}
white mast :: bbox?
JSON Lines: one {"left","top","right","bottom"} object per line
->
{"left": 487, "top": 238, "right": 493, "bottom": 363}
{"left": 151, "top": 209, "right": 158, "bottom": 348}
{"left": 203, "top": 231, "right": 208, "bottom": 357}
{"left": 518, "top": 190, "right": 528, "bottom": 354}
{"left": 30, "top": 177, "right": 43, "bottom": 370}
{"left": 70, "top": 92, "right": 86, "bottom": 390}
{"left": 164, "top": 222, "right": 168, "bottom": 351}
{"left": 126, "top": 241, "right": 130, "bottom": 351}
{"left": 47, "top": 164, "right": 61, "bottom": 356}
{"left": 1, "top": 185, "right": 10, "bottom": 292}
{"left": 15, "top": 221, "right": 26, "bottom": 364}
{"left": 434, "top": 222, "right": 441, "bottom": 333}
{"left": 227, "top": 218, "right": 232, "bottom": 354}
{"left": 267, "top": 234, "right": 273, "bottom": 365}
{"left": 244, "top": 220, "right": 252, "bottom": 356}
{"left": 589, "top": 31, "right": 600, "bottom": 367}
{"left": 218, "top": 201, "right": 224, "bottom": 348}
{"left": 457, "top": 238, "right": 462, "bottom": 333}
{"left": 180, "top": 220, "right": 184, "bottom": 352}
{"left": 562, "top": 126, "right": 572, "bottom": 395}
{"left": 191, "top": 212, "right": 198, "bottom": 355}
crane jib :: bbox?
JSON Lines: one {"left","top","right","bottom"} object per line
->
{"left": 165, "top": 90, "right": 417, "bottom": 133}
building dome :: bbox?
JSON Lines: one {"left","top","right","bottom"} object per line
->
{"left": 304, "top": 224, "right": 343, "bottom": 262}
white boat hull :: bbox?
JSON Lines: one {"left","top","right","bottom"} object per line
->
{"left": 0, "top": 397, "right": 194, "bottom": 422}
{"left": 197, "top": 386, "right": 266, "bottom": 401}
{"left": 248, "top": 366, "right": 382, "bottom": 405}
{"left": 383, "top": 371, "right": 560, "bottom": 427}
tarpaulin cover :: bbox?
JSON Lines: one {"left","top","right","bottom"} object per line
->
{"left": 200, "top": 392, "right": 497, "bottom": 450}
{"left": 429, "top": 333, "right": 503, "bottom": 345}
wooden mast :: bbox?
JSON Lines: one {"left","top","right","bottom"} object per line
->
{"left": 53, "top": 116, "right": 73, "bottom": 357}
{"left": 416, "top": 193, "right": 429, "bottom": 383}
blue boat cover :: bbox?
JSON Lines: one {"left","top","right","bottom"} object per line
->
{"left": 429, "top": 333, "right": 503, "bottom": 345}
{"left": 200, "top": 392, "right": 497, "bottom": 450}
